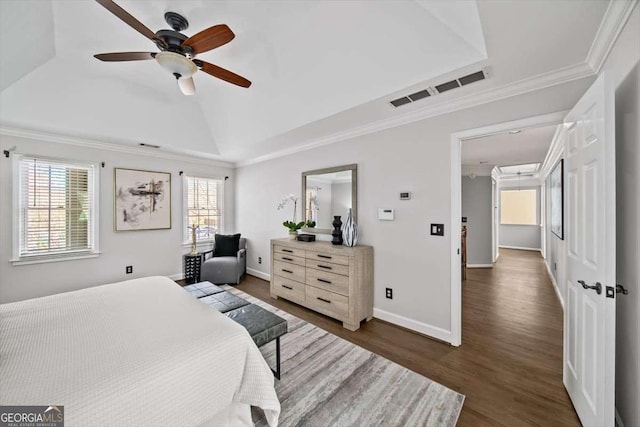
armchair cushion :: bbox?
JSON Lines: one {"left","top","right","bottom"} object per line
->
{"left": 214, "top": 233, "right": 241, "bottom": 257}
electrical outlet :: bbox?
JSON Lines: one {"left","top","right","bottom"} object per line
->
{"left": 430, "top": 223, "right": 445, "bottom": 236}
{"left": 385, "top": 288, "right": 393, "bottom": 299}
{"left": 258, "top": 257, "right": 262, "bottom": 264}
{"left": 554, "top": 262, "right": 557, "bottom": 271}
{"left": 126, "top": 265, "right": 133, "bottom": 274}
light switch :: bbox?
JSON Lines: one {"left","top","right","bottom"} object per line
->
{"left": 431, "top": 224, "right": 445, "bottom": 236}
{"left": 378, "top": 209, "right": 395, "bottom": 220}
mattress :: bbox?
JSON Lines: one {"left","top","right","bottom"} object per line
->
{"left": 0, "top": 276, "right": 280, "bottom": 427}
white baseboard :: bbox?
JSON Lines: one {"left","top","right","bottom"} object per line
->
{"left": 373, "top": 308, "right": 453, "bottom": 344}
{"left": 616, "top": 408, "right": 624, "bottom": 427}
{"left": 499, "top": 245, "right": 541, "bottom": 252}
{"left": 544, "top": 261, "right": 564, "bottom": 309}
{"left": 467, "top": 264, "right": 493, "bottom": 268}
{"left": 167, "top": 273, "right": 183, "bottom": 281}
{"left": 247, "top": 268, "right": 270, "bottom": 282}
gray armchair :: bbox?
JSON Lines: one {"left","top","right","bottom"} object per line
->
{"left": 201, "top": 237, "right": 247, "bottom": 285}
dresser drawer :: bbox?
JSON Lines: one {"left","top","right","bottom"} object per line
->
{"left": 306, "top": 268, "right": 349, "bottom": 296}
{"left": 306, "top": 286, "right": 348, "bottom": 320}
{"left": 306, "top": 250, "right": 349, "bottom": 266}
{"left": 273, "top": 275, "right": 305, "bottom": 304}
{"left": 274, "top": 245, "right": 305, "bottom": 258}
{"left": 306, "top": 259, "right": 349, "bottom": 276}
{"left": 274, "top": 252, "right": 306, "bottom": 267}
{"left": 273, "top": 260, "right": 305, "bottom": 282}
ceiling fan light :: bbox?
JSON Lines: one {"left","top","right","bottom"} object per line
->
{"left": 155, "top": 51, "right": 197, "bottom": 78}
{"left": 178, "top": 77, "right": 195, "bottom": 96}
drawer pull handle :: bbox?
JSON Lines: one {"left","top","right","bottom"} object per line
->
{"left": 282, "top": 269, "right": 293, "bottom": 274}
{"left": 318, "top": 265, "right": 332, "bottom": 270}
{"left": 282, "top": 257, "right": 293, "bottom": 261}
{"left": 317, "top": 254, "right": 332, "bottom": 259}
{"left": 282, "top": 249, "right": 294, "bottom": 253}
{"left": 282, "top": 285, "right": 293, "bottom": 290}
{"left": 317, "top": 297, "right": 331, "bottom": 304}
{"left": 317, "top": 278, "right": 332, "bottom": 284}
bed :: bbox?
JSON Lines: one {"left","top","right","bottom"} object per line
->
{"left": 0, "top": 276, "right": 280, "bottom": 427}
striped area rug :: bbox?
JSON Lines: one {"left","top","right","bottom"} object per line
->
{"left": 222, "top": 286, "right": 464, "bottom": 427}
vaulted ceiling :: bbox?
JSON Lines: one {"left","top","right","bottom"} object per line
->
{"left": 0, "top": 0, "right": 612, "bottom": 164}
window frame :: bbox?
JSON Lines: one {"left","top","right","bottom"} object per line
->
{"left": 499, "top": 188, "right": 539, "bottom": 226}
{"left": 182, "top": 175, "right": 224, "bottom": 245}
{"left": 11, "top": 154, "right": 101, "bottom": 265}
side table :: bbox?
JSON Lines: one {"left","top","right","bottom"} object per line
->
{"left": 183, "top": 253, "right": 203, "bottom": 284}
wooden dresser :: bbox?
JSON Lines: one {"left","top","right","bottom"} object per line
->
{"left": 270, "top": 238, "right": 373, "bottom": 331}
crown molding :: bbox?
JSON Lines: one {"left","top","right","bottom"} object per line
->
{"left": 586, "top": 0, "right": 638, "bottom": 73}
{"left": 0, "top": 126, "right": 233, "bottom": 168}
{"left": 236, "top": 63, "right": 593, "bottom": 167}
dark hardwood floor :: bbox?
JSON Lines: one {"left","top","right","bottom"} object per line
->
{"left": 228, "top": 249, "right": 579, "bottom": 426}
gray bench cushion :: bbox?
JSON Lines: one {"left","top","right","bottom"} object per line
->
{"left": 183, "top": 282, "right": 225, "bottom": 298}
{"left": 199, "top": 292, "right": 250, "bottom": 313}
{"left": 226, "top": 304, "right": 288, "bottom": 348}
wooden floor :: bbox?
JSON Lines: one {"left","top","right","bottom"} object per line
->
{"left": 234, "top": 248, "right": 580, "bottom": 426}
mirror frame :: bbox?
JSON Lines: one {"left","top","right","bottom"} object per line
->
{"left": 301, "top": 164, "right": 357, "bottom": 234}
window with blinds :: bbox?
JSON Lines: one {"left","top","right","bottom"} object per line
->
{"left": 17, "top": 156, "right": 98, "bottom": 259}
{"left": 500, "top": 189, "right": 538, "bottom": 225}
{"left": 185, "top": 176, "right": 223, "bottom": 242}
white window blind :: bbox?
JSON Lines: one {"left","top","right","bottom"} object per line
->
{"left": 185, "top": 176, "right": 223, "bottom": 241}
{"left": 500, "top": 189, "right": 538, "bottom": 225}
{"left": 17, "top": 157, "right": 97, "bottom": 258}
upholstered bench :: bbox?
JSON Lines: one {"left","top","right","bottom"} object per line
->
{"left": 183, "top": 281, "right": 287, "bottom": 379}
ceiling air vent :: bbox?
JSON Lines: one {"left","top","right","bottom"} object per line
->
{"left": 435, "top": 80, "right": 460, "bottom": 93}
{"left": 388, "top": 67, "right": 489, "bottom": 108}
{"left": 408, "top": 89, "right": 430, "bottom": 101}
{"left": 459, "top": 70, "right": 485, "bottom": 86}
{"left": 139, "top": 143, "right": 160, "bottom": 149}
{"left": 390, "top": 97, "right": 412, "bottom": 107}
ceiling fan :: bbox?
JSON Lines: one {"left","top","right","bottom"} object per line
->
{"left": 93, "top": 0, "right": 251, "bottom": 95}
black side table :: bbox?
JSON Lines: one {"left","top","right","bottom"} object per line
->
{"left": 183, "top": 253, "right": 203, "bottom": 284}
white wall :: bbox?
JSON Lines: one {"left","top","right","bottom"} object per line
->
{"left": 498, "top": 184, "right": 542, "bottom": 250}
{"left": 605, "top": 4, "right": 640, "bottom": 426}
{"left": 331, "top": 182, "right": 351, "bottom": 219}
{"left": 236, "top": 76, "right": 593, "bottom": 338}
{"left": 461, "top": 176, "right": 492, "bottom": 265}
{"left": 0, "top": 134, "right": 234, "bottom": 303}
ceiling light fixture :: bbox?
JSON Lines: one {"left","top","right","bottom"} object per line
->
{"left": 155, "top": 51, "right": 197, "bottom": 95}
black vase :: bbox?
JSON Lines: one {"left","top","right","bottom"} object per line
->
{"left": 332, "top": 216, "right": 343, "bottom": 245}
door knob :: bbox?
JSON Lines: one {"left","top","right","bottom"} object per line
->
{"left": 578, "top": 280, "right": 602, "bottom": 295}
{"left": 616, "top": 284, "right": 629, "bottom": 295}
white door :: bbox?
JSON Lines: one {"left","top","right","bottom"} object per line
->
{"left": 563, "top": 73, "right": 616, "bottom": 427}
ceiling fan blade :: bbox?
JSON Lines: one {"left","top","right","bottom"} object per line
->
{"left": 195, "top": 60, "right": 251, "bottom": 88}
{"left": 183, "top": 24, "right": 235, "bottom": 55}
{"left": 95, "top": 0, "right": 165, "bottom": 48}
{"left": 94, "top": 52, "right": 156, "bottom": 62}
{"left": 178, "top": 77, "right": 196, "bottom": 96}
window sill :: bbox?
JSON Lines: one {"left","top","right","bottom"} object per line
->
{"left": 181, "top": 240, "right": 214, "bottom": 248}
{"left": 10, "top": 252, "right": 101, "bottom": 266}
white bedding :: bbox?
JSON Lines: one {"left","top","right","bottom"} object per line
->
{"left": 0, "top": 276, "right": 280, "bottom": 427}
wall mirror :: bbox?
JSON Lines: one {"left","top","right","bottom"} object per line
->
{"left": 302, "top": 164, "right": 357, "bottom": 234}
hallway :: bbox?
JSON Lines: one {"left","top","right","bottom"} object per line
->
{"left": 236, "top": 248, "right": 579, "bottom": 426}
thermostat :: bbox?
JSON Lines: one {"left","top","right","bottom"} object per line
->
{"left": 400, "top": 192, "right": 411, "bottom": 200}
{"left": 378, "top": 209, "right": 395, "bottom": 221}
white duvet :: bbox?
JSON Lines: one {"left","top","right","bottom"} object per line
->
{"left": 0, "top": 276, "right": 280, "bottom": 427}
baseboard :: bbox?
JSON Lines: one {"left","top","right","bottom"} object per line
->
{"left": 615, "top": 408, "right": 624, "bottom": 427}
{"left": 499, "top": 245, "right": 541, "bottom": 252}
{"left": 167, "top": 273, "right": 183, "bottom": 281}
{"left": 373, "top": 308, "right": 453, "bottom": 344}
{"left": 247, "top": 268, "right": 270, "bottom": 282}
{"left": 544, "top": 261, "right": 564, "bottom": 309}
{"left": 467, "top": 264, "right": 493, "bottom": 268}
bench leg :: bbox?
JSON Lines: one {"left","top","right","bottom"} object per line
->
{"left": 271, "top": 337, "right": 281, "bottom": 380}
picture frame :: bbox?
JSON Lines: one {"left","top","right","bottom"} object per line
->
{"left": 114, "top": 168, "right": 171, "bottom": 231}
{"left": 550, "top": 159, "right": 564, "bottom": 240}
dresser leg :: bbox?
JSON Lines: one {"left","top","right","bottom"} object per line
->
{"left": 365, "top": 315, "right": 373, "bottom": 322}
{"left": 343, "top": 321, "right": 359, "bottom": 331}
{"left": 270, "top": 292, "right": 279, "bottom": 300}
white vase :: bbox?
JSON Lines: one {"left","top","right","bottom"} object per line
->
{"left": 342, "top": 208, "right": 358, "bottom": 247}
{"left": 289, "top": 230, "right": 298, "bottom": 240}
